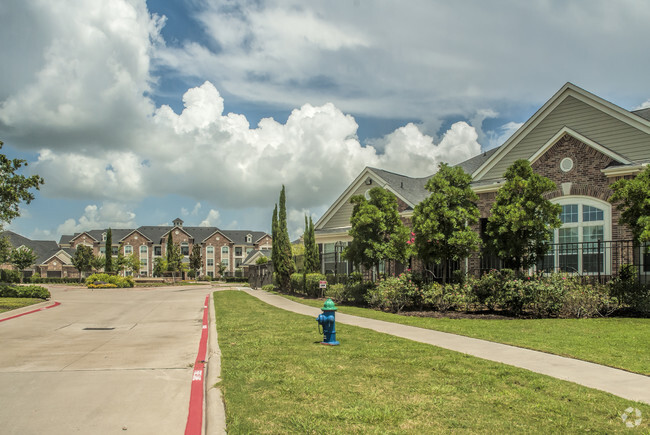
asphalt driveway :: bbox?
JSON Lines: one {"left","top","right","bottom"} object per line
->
{"left": 0, "top": 284, "right": 213, "bottom": 435}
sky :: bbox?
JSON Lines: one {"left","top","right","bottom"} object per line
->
{"left": 1, "top": 0, "right": 650, "bottom": 242}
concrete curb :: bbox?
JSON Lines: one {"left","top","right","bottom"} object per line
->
{"left": 243, "top": 289, "right": 650, "bottom": 405}
{"left": 205, "top": 291, "right": 227, "bottom": 434}
{"left": 0, "top": 299, "right": 58, "bottom": 321}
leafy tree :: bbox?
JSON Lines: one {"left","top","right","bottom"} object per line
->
{"left": 304, "top": 215, "right": 320, "bottom": 273}
{"left": 274, "top": 185, "right": 295, "bottom": 289}
{"left": 72, "top": 245, "right": 94, "bottom": 280}
{"left": 91, "top": 253, "right": 105, "bottom": 273}
{"left": 0, "top": 236, "right": 13, "bottom": 264}
{"left": 104, "top": 228, "right": 113, "bottom": 273}
{"left": 125, "top": 253, "right": 141, "bottom": 276}
{"left": 412, "top": 163, "right": 480, "bottom": 283}
{"left": 153, "top": 257, "right": 167, "bottom": 277}
{"left": 346, "top": 187, "right": 411, "bottom": 279}
{"left": 486, "top": 159, "right": 562, "bottom": 271}
{"left": 10, "top": 246, "right": 37, "bottom": 283}
{"left": 219, "top": 260, "right": 228, "bottom": 277}
{"left": 114, "top": 244, "right": 126, "bottom": 275}
{"left": 609, "top": 166, "right": 650, "bottom": 243}
{"left": 0, "top": 141, "right": 44, "bottom": 228}
{"left": 271, "top": 204, "right": 278, "bottom": 267}
{"left": 189, "top": 245, "right": 202, "bottom": 278}
{"left": 166, "top": 237, "right": 182, "bottom": 282}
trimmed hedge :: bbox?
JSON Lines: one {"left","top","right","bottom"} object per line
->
{"left": 0, "top": 284, "right": 50, "bottom": 299}
{"left": 29, "top": 276, "right": 83, "bottom": 284}
{"left": 1, "top": 269, "right": 21, "bottom": 283}
{"left": 85, "top": 273, "right": 134, "bottom": 288}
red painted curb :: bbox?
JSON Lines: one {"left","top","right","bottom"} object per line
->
{"left": 185, "top": 295, "right": 210, "bottom": 435}
{"left": 0, "top": 301, "right": 61, "bottom": 323}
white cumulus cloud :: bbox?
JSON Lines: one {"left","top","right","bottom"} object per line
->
{"left": 56, "top": 202, "right": 137, "bottom": 235}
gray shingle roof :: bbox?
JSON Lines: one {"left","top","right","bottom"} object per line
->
{"left": 367, "top": 167, "right": 431, "bottom": 206}
{"left": 2, "top": 231, "right": 64, "bottom": 265}
{"left": 631, "top": 107, "right": 650, "bottom": 122}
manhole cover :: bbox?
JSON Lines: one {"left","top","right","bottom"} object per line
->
{"left": 83, "top": 327, "right": 115, "bottom": 331}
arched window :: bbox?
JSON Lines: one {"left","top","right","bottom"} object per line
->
{"left": 543, "top": 197, "right": 611, "bottom": 274}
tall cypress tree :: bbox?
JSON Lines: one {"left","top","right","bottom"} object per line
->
{"left": 104, "top": 228, "right": 113, "bottom": 273}
{"left": 304, "top": 215, "right": 319, "bottom": 273}
{"left": 275, "top": 185, "right": 294, "bottom": 289}
{"left": 308, "top": 216, "right": 320, "bottom": 273}
{"left": 271, "top": 204, "right": 278, "bottom": 267}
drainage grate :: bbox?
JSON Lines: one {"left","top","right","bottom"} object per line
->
{"left": 83, "top": 327, "right": 115, "bottom": 331}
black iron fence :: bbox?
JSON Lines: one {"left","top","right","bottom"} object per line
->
{"left": 480, "top": 239, "right": 650, "bottom": 283}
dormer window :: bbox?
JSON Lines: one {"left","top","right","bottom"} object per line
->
{"left": 102, "top": 232, "right": 107, "bottom": 242}
{"left": 246, "top": 234, "right": 252, "bottom": 243}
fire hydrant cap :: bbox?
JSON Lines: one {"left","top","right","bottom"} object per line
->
{"left": 321, "top": 298, "right": 337, "bottom": 311}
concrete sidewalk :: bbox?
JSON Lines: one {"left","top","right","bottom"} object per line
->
{"left": 242, "top": 288, "right": 650, "bottom": 405}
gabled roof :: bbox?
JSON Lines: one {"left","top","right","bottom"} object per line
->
{"left": 69, "top": 231, "right": 98, "bottom": 243}
{"left": 472, "top": 82, "right": 650, "bottom": 181}
{"left": 2, "top": 231, "right": 63, "bottom": 265}
{"left": 41, "top": 249, "right": 73, "bottom": 266}
{"left": 221, "top": 230, "right": 270, "bottom": 245}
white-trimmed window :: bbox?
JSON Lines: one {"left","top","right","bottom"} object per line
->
{"left": 181, "top": 242, "right": 189, "bottom": 256}
{"left": 543, "top": 197, "right": 611, "bottom": 274}
{"left": 246, "top": 234, "right": 252, "bottom": 243}
{"left": 124, "top": 245, "right": 133, "bottom": 255}
{"left": 221, "top": 246, "right": 229, "bottom": 271}
{"left": 206, "top": 246, "right": 214, "bottom": 272}
{"left": 140, "top": 245, "right": 148, "bottom": 267}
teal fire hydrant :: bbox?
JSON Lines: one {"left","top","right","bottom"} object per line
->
{"left": 316, "top": 298, "right": 339, "bottom": 346}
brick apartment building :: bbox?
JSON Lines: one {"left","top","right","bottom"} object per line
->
{"left": 3, "top": 218, "right": 272, "bottom": 279}
{"left": 314, "top": 83, "right": 650, "bottom": 278}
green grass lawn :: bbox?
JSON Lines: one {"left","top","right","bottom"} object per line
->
{"left": 214, "top": 291, "right": 649, "bottom": 434}
{"left": 280, "top": 294, "right": 650, "bottom": 376}
{"left": 0, "top": 297, "right": 43, "bottom": 314}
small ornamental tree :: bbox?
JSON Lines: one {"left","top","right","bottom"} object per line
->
{"left": 412, "top": 163, "right": 480, "bottom": 283}
{"left": 104, "top": 228, "right": 113, "bottom": 273}
{"left": 91, "top": 254, "right": 105, "bottom": 273}
{"left": 72, "top": 245, "right": 94, "bottom": 280}
{"left": 10, "top": 246, "right": 37, "bottom": 283}
{"left": 189, "top": 245, "right": 202, "bottom": 278}
{"left": 346, "top": 187, "right": 411, "bottom": 279}
{"left": 114, "top": 244, "right": 126, "bottom": 276}
{"left": 609, "top": 166, "right": 650, "bottom": 243}
{"left": 153, "top": 257, "right": 167, "bottom": 277}
{"left": 125, "top": 253, "right": 141, "bottom": 276}
{"left": 166, "top": 241, "right": 182, "bottom": 282}
{"left": 486, "top": 159, "right": 562, "bottom": 271}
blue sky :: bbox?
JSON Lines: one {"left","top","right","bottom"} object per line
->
{"left": 1, "top": 0, "right": 649, "bottom": 242}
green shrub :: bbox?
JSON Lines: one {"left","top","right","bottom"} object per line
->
{"left": 29, "top": 276, "right": 82, "bottom": 284}
{"left": 1, "top": 269, "right": 22, "bottom": 283}
{"left": 262, "top": 284, "right": 275, "bottom": 292}
{"left": 305, "top": 273, "right": 327, "bottom": 297}
{"left": 85, "top": 273, "right": 134, "bottom": 288}
{"left": 420, "top": 282, "right": 471, "bottom": 312}
{"left": 471, "top": 269, "right": 516, "bottom": 309}
{"left": 341, "top": 274, "right": 374, "bottom": 305}
{"left": 198, "top": 275, "right": 213, "bottom": 282}
{"left": 365, "top": 273, "right": 418, "bottom": 313}
{"left": 0, "top": 284, "right": 50, "bottom": 299}
{"left": 560, "top": 283, "right": 619, "bottom": 318}
{"left": 325, "top": 283, "right": 345, "bottom": 301}
{"left": 290, "top": 273, "right": 305, "bottom": 293}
